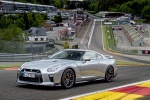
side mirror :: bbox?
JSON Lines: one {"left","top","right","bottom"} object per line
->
{"left": 82, "top": 57, "right": 91, "bottom": 61}
{"left": 105, "top": 55, "right": 113, "bottom": 59}
{"left": 109, "top": 56, "right": 113, "bottom": 59}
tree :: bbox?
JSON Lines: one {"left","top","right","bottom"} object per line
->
{"left": 15, "top": 18, "right": 26, "bottom": 30}
{"left": 120, "top": 3, "right": 135, "bottom": 15}
{"left": 62, "top": 0, "right": 67, "bottom": 8}
{"left": 34, "top": 13, "right": 46, "bottom": 26}
{"left": 88, "top": 3, "right": 98, "bottom": 12}
{"left": 54, "top": 0, "right": 61, "bottom": 8}
{"left": 109, "top": 4, "right": 120, "bottom": 12}
{"left": 0, "top": 25, "right": 25, "bottom": 53}
{"left": 1, "top": 24, "right": 23, "bottom": 41}
{"left": 51, "top": 16, "right": 62, "bottom": 23}
{"left": 142, "top": 4, "right": 150, "bottom": 21}
{"left": 23, "top": 12, "right": 29, "bottom": 29}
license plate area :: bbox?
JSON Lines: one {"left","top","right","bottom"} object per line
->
{"left": 22, "top": 73, "right": 35, "bottom": 78}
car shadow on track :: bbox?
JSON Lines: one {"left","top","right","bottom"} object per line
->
{"left": 16, "top": 79, "right": 111, "bottom": 90}
{"left": 16, "top": 84, "right": 64, "bottom": 90}
{"left": 74, "top": 79, "right": 108, "bottom": 87}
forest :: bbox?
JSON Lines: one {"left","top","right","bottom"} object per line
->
{"left": 0, "top": 13, "right": 47, "bottom": 41}
{"left": 0, "top": 0, "right": 150, "bottom": 42}
{"left": 88, "top": 0, "right": 150, "bottom": 21}
{"left": 13, "top": 0, "right": 150, "bottom": 21}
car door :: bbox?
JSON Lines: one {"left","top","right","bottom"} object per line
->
{"left": 80, "top": 51, "right": 101, "bottom": 77}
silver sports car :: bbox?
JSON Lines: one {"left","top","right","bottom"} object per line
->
{"left": 17, "top": 49, "right": 117, "bottom": 88}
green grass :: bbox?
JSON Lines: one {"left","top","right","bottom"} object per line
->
{"left": 102, "top": 25, "right": 149, "bottom": 66}
{"left": 102, "top": 26, "right": 108, "bottom": 49}
{"left": 134, "top": 19, "right": 150, "bottom": 24}
{"left": 0, "top": 60, "right": 149, "bottom": 70}
{"left": 107, "top": 26, "right": 116, "bottom": 50}
{"left": 0, "top": 64, "right": 22, "bottom": 70}
{"left": 102, "top": 25, "right": 116, "bottom": 51}
{"left": 116, "top": 60, "right": 150, "bottom": 66}
{"left": 134, "top": 19, "right": 146, "bottom": 23}
{"left": 0, "top": 66, "right": 19, "bottom": 70}
{"left": 55, "top": 42, "right": 64, "bottom": 46}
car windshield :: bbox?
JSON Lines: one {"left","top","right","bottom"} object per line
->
{"left": 50, "top": 50, "right": 85, "bottom": 60}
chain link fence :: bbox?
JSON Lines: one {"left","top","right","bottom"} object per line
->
{"left": 0, "top": 40, "right": 59, "bottom": 62}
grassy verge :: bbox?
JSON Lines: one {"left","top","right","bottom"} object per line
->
{"left": 134, "top": 19, "right": 146, "bottom": 23}
{"left": 134, "top": 19, "right": 150, "bottom": 24}
{"left": 102, "top": 25, "right": 116, "bottom": 51}
{"left": 0, "top": 64, "right": 22, "bottom": 70}
{"left": 0, "top": 60, "right": 149, "bottom": 70}
{"left": 102, "top": 22, "right": 150, "bottom": 66}
{"left": 102, "top": 26, "right": 107, "bottom": 49}
{"left": 116, "top": 60, "right": 150, "bottom": 66}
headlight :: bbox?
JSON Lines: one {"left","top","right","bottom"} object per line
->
{"left": 47, "top": 65, "right": 61, "bottom": 72}
{"left": 18, "top": 62, "right": 28, "bottom": 71}
{"left": 18, "top": 67, "right": 22, "bottom": 71}
{"left": 18, "top": 66, "right": 23, "bottom": 71}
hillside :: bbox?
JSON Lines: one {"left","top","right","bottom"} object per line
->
{"left": 13, "top": 0, "right": 51, "bottom": 5}
{"left": 12, "top": 0, "right": 150, "bottom": 21}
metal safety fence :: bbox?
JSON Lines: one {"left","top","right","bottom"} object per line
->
{"left": 0, "top": 40, "right": 59, "bottom": 62}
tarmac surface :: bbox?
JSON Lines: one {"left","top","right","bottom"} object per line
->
{"left": 1, "top": 66, "right": 150, "bottom": 100}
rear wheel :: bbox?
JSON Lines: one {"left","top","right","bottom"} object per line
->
{"left": 61, "top": 69, "right": 75, "bottom": 89}
{"left": 105, "top": 66, "right": 114, "bottom": 82}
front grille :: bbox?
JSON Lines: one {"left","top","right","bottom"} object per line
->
{"left": 21, "top": 69, "right": 41, "bottom": 73}
{"left": 19, "top": 68, "right": 42, "bottom": 83}
{"left": 19, "top": 74, "right": 43, "bottom": 83}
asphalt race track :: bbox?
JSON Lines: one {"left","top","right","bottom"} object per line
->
{"left": 0, "top": 66, "right": 150, "bottom": 100}
{"left": 89, "top": 21, "right": 150, "bottom": 64}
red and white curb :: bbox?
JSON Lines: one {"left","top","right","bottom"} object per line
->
{"left": 61, "top": 80, "right": 150, "bottom": 100}
{"left": 4, "top": 67, "right": 18, "bottom": 70}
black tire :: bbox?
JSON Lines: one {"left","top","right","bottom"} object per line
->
{"left": 105, "top": 66, "right": 114, "bottom": 82}
{"left": 61, "top": 69, "right": 75, "bottom": 89}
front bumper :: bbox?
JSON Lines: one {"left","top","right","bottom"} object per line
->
{"left": 17, "top": 80, "right": 55, "bottom": 86}
{"left": 17, "top": 69, "right": 63, "bottom": 86}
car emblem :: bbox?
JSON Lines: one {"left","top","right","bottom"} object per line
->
{"left": 30, "top": 69, "right": 32, "bottom": 72}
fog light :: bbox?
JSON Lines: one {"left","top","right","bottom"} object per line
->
{"left": 48, "top": 74, "right": 54, "bottom": 82}
{"left": 49, "top": 74, "right": 53, "bottom": 77}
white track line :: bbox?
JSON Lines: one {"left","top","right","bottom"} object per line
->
{"left": 61, "top": 20, "right": 150, "bottom": 100}
{"left": 87, "top": 19, "right": 96, "bottom": 50}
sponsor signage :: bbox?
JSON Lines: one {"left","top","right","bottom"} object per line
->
{"left": 142, "top": 50, "right": 150, "bottom": 54}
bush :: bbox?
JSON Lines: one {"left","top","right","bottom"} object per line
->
{"left": 51, "top": 16, "right": 62, "bottom": 23}
{"left": 72, "top": 44, "right": 78, "bottom": 49}
{"left": 63, "top": 42, "right": 69, "bottom": 49}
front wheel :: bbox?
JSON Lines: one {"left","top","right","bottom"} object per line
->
{"left": 105, "top": 66, "right": 114, "bottom": 82}
{"left": 61, "top": 69, "right": 75, "bottom": 89}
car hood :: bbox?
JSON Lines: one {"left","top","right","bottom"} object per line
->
{"left": 21, "top": 59, "right": 76, "bottom": 69}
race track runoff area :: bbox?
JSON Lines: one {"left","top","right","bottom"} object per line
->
{"left": 71, "top": 81, "right": 150, "bottom": 100}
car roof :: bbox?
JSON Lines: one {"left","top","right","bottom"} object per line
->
{"left": 62, "top": 49, "right": 90, "bottom": 52}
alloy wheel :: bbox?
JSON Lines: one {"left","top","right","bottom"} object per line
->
{"left": 105, "top": 66, "right": 114, "bottom": 82}
{"left": 61, "top": 69, "right": 75, "bottom": 89}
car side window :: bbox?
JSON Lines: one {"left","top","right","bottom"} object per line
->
{"left": 83, "top": 51, "right": 97, "bottom": 60}
{"left": 53, "top": 51, "right": 67, "bottom": 58}
{"left": 97, "top": 54, "right": 103, "bottom": 59}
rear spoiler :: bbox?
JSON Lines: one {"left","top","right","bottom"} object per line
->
{"left": 105, "top": 55, "right": 113, "bottom": 59}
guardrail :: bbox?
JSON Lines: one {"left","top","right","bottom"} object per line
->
{"left": 0, "top": 53, "right": 48, "bottom": 62}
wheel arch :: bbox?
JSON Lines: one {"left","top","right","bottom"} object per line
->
{"left": 62, "top": 67, "right": 76, "bottom": 81}
{"left": 60, "top": 67, "right": 76, "bottom": 88}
